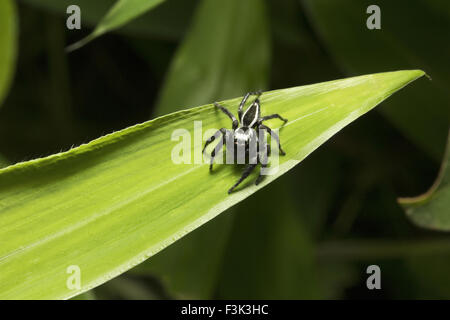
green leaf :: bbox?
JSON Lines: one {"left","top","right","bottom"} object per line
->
{"left": 0, "top": 0, "right": 17, "bottom": 107}
{"left": 133, "top": 212, "right": 234, "bottom": 299}
{"left": 139, "top": 0, "right": 271, "bottom": 299}
{"left": 66, "top": 0, "right": 165, "bottom": 51}
{"left": 0, "top": 70, "right": 424, "bottom": 299}
{"left": 399, "top": 129, "right": 450, "bottom": 230}
{"left": 303, "top": 0, "right": 450, "bottom": 159}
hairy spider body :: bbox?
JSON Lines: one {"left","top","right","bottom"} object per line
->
{"left": 202, "top": 91, "right": 288, "bottom": 194}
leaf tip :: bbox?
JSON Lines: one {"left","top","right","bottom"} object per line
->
{"left": 65, "top": 33, "right": 99, "bottom": 53}
{"left": 406, "top": 69, "right": 426, "bottom": 80}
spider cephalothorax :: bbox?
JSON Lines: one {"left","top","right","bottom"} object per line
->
{"left": 202, "top": 91, "right": 288, "bottom": 194}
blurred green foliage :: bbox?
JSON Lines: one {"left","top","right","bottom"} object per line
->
{"left": 0, "top": 0, "right": 17, "bottom": 107}
{"left": 1, "top": 0, "right": 449, "bottom": 299}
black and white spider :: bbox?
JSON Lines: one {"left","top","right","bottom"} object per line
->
{"left": 202, "top": 91, "right": 288, "bottom": 194}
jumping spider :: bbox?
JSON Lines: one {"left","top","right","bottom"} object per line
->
{"left": 202, "top": 91, "right": 288, "bottom": 194}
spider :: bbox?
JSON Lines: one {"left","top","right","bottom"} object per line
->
{"left": 202, "top": 91, "right": 288, "bottom": 194}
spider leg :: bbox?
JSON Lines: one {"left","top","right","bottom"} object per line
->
{"left": 209, "top": 133, "right": 226, "bottom": 171}
{"left": 202, "top": 128, "right": 228, "bottom": 154}
{"left": 255, "top": 144, "right": 270, "bottom": 185}
{"left": 258, "top": 114, "right": 288, "bottom": 124}
{"left": 214, "top": 102, "right": 238, "bottom": 129}
{"left": 259, "top": 124, "right": 285, "bottom": 155}
{"left": 228, "top": 164, "right": 258, "bottom": 194}
{"left": 238, "top": 90, "right": 262, "bottom": 121}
